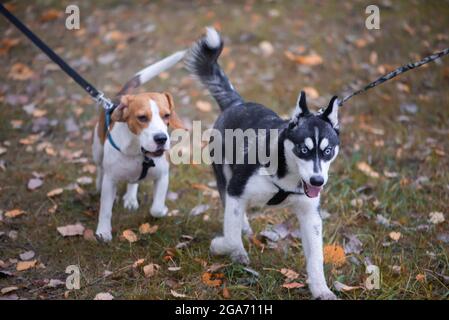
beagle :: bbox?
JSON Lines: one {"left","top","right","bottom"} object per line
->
{"left": 92, "top": 92, "right": 183, "bottom": 241}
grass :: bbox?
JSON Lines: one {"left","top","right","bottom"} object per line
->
{"left": 0, "top": 0, "right": 448, "bottom": 300}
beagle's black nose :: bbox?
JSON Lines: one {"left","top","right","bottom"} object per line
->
{"left": 153, "top": 133, "right": 168, "bottom": 145}
{"left": 310, "top": 175, "right": 324, "bottom": 186}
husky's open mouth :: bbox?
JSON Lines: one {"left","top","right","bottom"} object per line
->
{"left": 141, "top": 147, "right": 165, "bottom": 158}
{"left": 302, "top": 180, "right": 322, "bottom": 198}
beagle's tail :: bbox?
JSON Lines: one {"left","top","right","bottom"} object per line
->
{"left": 185, "top": 27, "right": 243, "bottom": 111}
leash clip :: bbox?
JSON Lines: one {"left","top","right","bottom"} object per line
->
{"left": 95, "top": 91, "right": 115, "bottom": 110}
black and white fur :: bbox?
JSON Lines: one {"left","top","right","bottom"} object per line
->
{"left": 186, "top": 28, "right": 340, "bottom": 299}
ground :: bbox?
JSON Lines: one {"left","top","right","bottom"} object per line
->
{"left": 0, "top": 0, "right": 448, "bottom": 300}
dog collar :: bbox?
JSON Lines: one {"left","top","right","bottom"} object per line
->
{"left": 266, "top": 182, "right": 304, "bottom": 206}
{"left": 137, "top": 155, "right": 155, "bottom": 181}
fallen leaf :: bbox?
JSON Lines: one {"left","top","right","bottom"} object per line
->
{"left": 57, "top": 223, "right": 85, "bottom": 237}
{"left": 202, "top": 272, "right": 224, "bottom": 287}
{"left": 323, "top": 244, "right": 346, "bottom": 267}
{"left": 222, "top": 286, "right": 231, "bottom": 298}
{"left": 138, "top": 223, "right": 158, "bottom": 234}
{"left": 195, "top": 100, "right": 212, "bottom": 112}
{"left": 8, "top": 63, "right": 34, "bottom": 81}
{"left": 415, "top": 274, "right": 426, "bottom": 282}
{"left": 16, "top": 260, "right": 37, "bottom": 271}
{"left": 0, "top": 38, "right": 20, "bottom": 56}
{"left": 47, "top": 188, "right": 63, "bottom": 197}
{"left": 334, "top": 281, "right": 363, "bottom": 292}
{"left": 259, "top": 41, "right": 274, "bottom": 57}
{"left": 1, "top": 286, "right": 19, "bottom": 294}
{"left": 83, "top": 229, "right": 97, "bottom": 242}
{"left": 282, "top": 282, "right": 305, "bottom": 289}
{"left": 0, "top": 147, "right": 7, "bottom": 156}
{"left": 303, "top": 87, "right": 319, "bottom": 99}
{"left": 143, "top": 263, "right": 160, "bottom": 278}
{"left": 76, "top": 176, "right": 93, "bottom": 185}
{"left": 356, "top": 161, "right": 380, "bottom": 178}
{"left": 168, "top": 267, "right": 181, "bottom": 272}
{"left": 47, "top": 279, "right": 65, "bottom": 288}
{"left": 170, "top": 289, "right": 187, "bottom": 298}
{"left": 429, "top": 212, "right": 445, "bottom": 225}
{"left": 284, "top": 51, "right": 323, "bottom": 66}
{"left": 40, "top": 9, "right": 63, "bottom": 22}
{"left": 190, "top": 204, "right": 210, "bottom": 216}
{"left": 5, "top": 209, "right": 25, "bottom": 218}
{"left": 94, "top": 292, "right": 114, "bottom": 300}
{"left": 27, "top": 178, "right": 43, "bottom": 191}
{"left": 122, "top": 229, "right": 138, "bottom": 243}
{"left": 280, "top": 268, "right": 299, "bottom": 280}
{"left": 19, "top": 250, "right": 35, "bottom": 261}
{"left": 133, "top": 259, "right": 145, "bottom": 268}
{"left": 389, "top": 231, "right": 401, "bottom": 242}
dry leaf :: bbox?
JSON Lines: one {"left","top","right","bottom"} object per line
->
{"left": 429, "top": 212, "right": 445, "bottom": 225}
{"left": 40, "top": 9, "right": 63, "bottom": 22}
{"left": 57, "top": 223, "right": 85, "bottom": 237}
{"left": 47, "top": 188, "right": 63, "bottom": 197}
{"left": 323, "top": 244, "right": 346, "bottom": 267}
{"left": 19, "top": 250, "right": 35, "bottom": 261}
{"left": 195, "top": 100, "right": 212, "bottom": 112}
{"left": 334, "top": 281, "right": 363, "bottom": 292}
{"left": 0, "top": 38, "right": 20, "bottom": 56}
{"left": 222, "top": 286, "right": 231, "bottom": 299}
{"left": 5, "top": 209, "right": 25, "bottom": 218}
{"left": 389, "top": 231, "right": 401, "bottom": 242}
{"left": 202, "top": 272, "right": 224, "bottom": 287}
{"left": 280, "top": 268, "right": 299, "bottom": 280}
{"left": 76, "top": 176, "right": 93, "bottom": 185}
{"left": 139, "top": 223, "right": 158, "bottom": 234}
{"left": 16, "top": 260, "right": 37, "bottom": 271}
{"left": 259, "top": 41, "right": 274, "bottom": 57}
{"left": 356, "top": 162, "right": 380, "bottom": 178}
{"left": 303, "top": 87, "right": 319, "bottom": 99}
{"left": 284, "top": 51, "right": 323, "bottom": 66}
{"left": 8, "top": 63, "right": 34, "bottom": 81}
{"left": 170, "top": 289, "right": 187, "bottom": 298}
{"left": 94, "top": 292, "right": 114, "bottom": 300}
{"left": 143, "top": 263, "right": 160, "bottom": 278}
{"left": 282, "top": 282, "right": 305, "bottom": 289}
{"left": 83, "top": 229, "right": 97, "bottom": 242}
{"left": 415, "top": 274, "right": 426, "bottom": 282}
{"left": 122, "top": 229, "right": 138, "bottom": 243}
{"left": 133, "top": 259, "right": 145, "bottom": 268}
{"left": 27, "top": 178, "right": 43, "bottom": 191}
{"left": 1, "top": 286, "right": 19, "bottom": 294}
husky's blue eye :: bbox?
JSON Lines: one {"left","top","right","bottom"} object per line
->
{"left": 324, "top": 147, "right": 332, "bottom": 155}
{"left": 301, "top": 147, "right": 308, "bottom": 154}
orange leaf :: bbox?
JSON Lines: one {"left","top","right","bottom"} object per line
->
{"left": 282, "top": 282, "right": 305, "bottom": 289}
{"left": 202, "top": 272, "right": 224, "bottom": 287}
{"left": 195, "top": 100, "right": 212, "bottom": 112}
{"left": 8, "top": 63, "right": 34, "bottom": 81}
{"left": 323, "top": 244, "right": 346, "bottom": 267}
{"left": 280, "top": 268, "right": 299, "bottom": 280}
{"left": 284, "top": 51, "right": 323, "bottom": 66}
{"left": 16, "top": 260, "right": 37, "bottom": 271}
{"left": 5, "top": 209, "right": 25, "bottom": 218}
{"left": 47, "top": 188, "right": 64, "bottom": 197}
{"left": 122, "top": 229, "right": 138, "bottom": 243}
{"left": 40, "top": 9, "right": 63, "bottom": 22}
{"left": 139, "top": 223, "right": 158, "bottom": 235}
{"left": 222, "top": 286, "right": 231, "bottom": 299}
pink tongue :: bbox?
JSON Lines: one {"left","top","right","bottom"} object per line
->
{"left": 306, "top": 185, "right": 321, "bottom": 198}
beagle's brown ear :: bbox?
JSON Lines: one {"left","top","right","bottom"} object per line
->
{"left": 164, "top": 92, "right": 185, "bottom": 129}
{"left": 111, "top": 95, "right": 131, "bottom": 122}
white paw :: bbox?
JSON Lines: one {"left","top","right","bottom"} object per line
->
{"left": 310, "top": 286, "right": 337, "bottom": 300}
{"left": 150, "top": 205, "right": 168, "bottom": 218}
{"left": 95, "top": 229, "right": 112, "bottom": 242}
{"left": 210, "top": 237, "right": 250, "bottom": 265}
{"left": 123, "top": 194, "right": 139, "bottom": 211}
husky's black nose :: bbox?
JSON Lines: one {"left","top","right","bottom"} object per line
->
{"left": 153, "top": 133, "right": 168, "bottom": 145}
{"left": 310, "top": 176, "right": 324, "bottom": 187}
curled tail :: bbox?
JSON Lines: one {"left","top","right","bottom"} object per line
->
{"left": 186, "top": 27, "right": 243, "bottom": 111}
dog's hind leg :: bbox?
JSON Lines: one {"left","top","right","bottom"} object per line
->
{"left": 123, "top": 183, "right": 139, "bottom": 211}
{"left": 210, "top": 194, "right": 249, "bottom": 265}
{"left": 294, "top": 197, "right": 336, "bottom": 300}
{"left": 92, "top": 124, "right": 104, "bottom": 193}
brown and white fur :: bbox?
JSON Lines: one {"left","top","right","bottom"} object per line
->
{"left": 93, "top": 92, "right": 183, "bottom": 241}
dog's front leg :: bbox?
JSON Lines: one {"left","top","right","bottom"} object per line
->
{"left": 150, "top": 172, "right": 168, "bottom": 217}
{"left": 210, "top": 194, "right": 249, "bottom": 265}
{"left": 295, "top": 197, "right": 336, "bottom": 300}
{"left": 95, "top": 174, "right": 117, "bottom": 242}
{"left": 123, "top": 183, "right": 139, "bottom": 210}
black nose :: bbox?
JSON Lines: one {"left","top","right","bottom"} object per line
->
{"left": 310, "top": 176, "right": 324, "bottom": 187}
{"left": 153, "top": 133, "right": 167, "bottom": 145}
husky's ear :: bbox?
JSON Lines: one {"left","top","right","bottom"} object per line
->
{"left": 320, "top": 96, "right": 339, "bottom": 129}
{"left": 111, "top": 95, "right": 131, "bottom": 122}
{"left": 289, "top": 91, "right": 309, "bottom": 128}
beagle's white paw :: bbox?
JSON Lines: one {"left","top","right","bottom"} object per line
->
{"left": 150, "top": 205, "right": 168, "bottom": 218}
{"left": 95, "top": 229, "right": 112, "bottom": 242}
{"left": 123, "top": 194, "right": 139, "bottom": 211}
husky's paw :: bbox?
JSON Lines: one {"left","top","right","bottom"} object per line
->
{"left": 311, "top": 286, "right": 338, "bottom": 300}
{"left": 123, "top": 194, "right": 139, "bottom": 211}
{"left": 95, "top": 229, "right": 112, "bottom": 242}
{"left": 150, "top": 205, "right": 168, "bottom": 218}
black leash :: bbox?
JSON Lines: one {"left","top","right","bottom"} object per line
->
{"left": 0, "top": 3, "right": 114, "bottom": 110}
{"left": 338, "top": 47, "right": 449, "bottom": 106}
{"left": 1, "top": 4, "right": 156, "bottom": 181}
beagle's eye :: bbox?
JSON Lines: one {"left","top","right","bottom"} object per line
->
{"left": 137, "top": 115, "right": 149, "bottom": 123}
{"left": 300, "top": 147, "right": 309, "bottom": 154}
{"left": 324, "top": 147, "right": 332, "bottom": 155}
{"left": 163, "top": 114, "right": 170, "bottom": 121}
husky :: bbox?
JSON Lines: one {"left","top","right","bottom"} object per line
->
{"left": 186, "top": 28, "right": 340, "bottom": 299}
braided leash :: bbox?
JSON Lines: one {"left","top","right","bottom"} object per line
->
{"left": 338, "top": 47, "right": 449, "bottom": 106}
